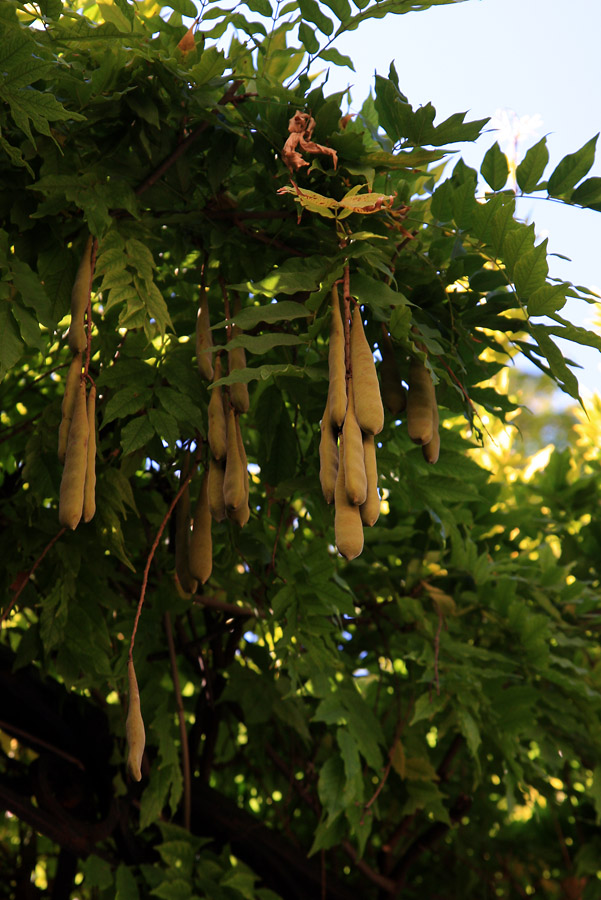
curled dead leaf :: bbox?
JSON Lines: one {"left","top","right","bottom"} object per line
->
{"left": 281, "top": 110, "right": 338, "bottom": 173}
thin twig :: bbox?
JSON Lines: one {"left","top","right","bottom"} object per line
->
{"left": 163, "top": 612, "right": 192, "bottom": 831}
{"left": 193, "top": 594, "right": 260, "bottom": 618}
{"left": 134, "top": 81, "right": 244, "bottom": 197}
{"left": 84, "top": 238, "right": 98, "bottom": 377}
{"left": 2, "top": 528, "right": 66, "bottom": 625}
{"left": 0, "top": 719, "right": 84, "bottom": 771}
{"left": 128, "top": 470, "right": 195, "bottom": 660}
{"left": 342, "top": 268, "right": 351, "bottom": 380}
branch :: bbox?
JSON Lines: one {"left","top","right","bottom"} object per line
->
{"left": 128, "top": 470, "right": 195, "bottom": 660}
{"left": 134, "top": 81, "right": 245, "bottom": 197}
{"left": 2, "top": 527, "right": 66, "bottom": 625}
{"left": 193, "top": 594, "right": 260, "bottom": 618}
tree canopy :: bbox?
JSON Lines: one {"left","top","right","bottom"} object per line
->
{"left": 2, "top": 1, "right": 601, "bottom": 897}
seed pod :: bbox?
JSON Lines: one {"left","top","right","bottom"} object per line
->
{"left": 175, "top": 469, "right": 197, "bottom": 596}
{"left": 223, "top": 406, "right": 245, "bottom": 511}
{"left": 68, "top": 235, "right": 93, "bottom": 354}
{"left": 229, "top": 414, "right": 250, "bottom": 527}
{"left": 422, "top": 400, "right": 440, "bottom": 464}
{"left": 360, "top": 433, "right": 380, "bottom": 526}
{"left": 327, "top": 285, "right": 347, "bottom": 429}
{"left": 126, "top": 658, "right": 145, "bottom": 782}
{"left": 208, "top": 458, "right": 226, "bottom": 522}
{"left": 208, "top": 356, "right": 227, "bottom": 460}
{"left": 82, "top": 384, "right": 97, "bottom": 523}
{"left": 196, "top": 287, "right": 214, "bottom": 381}
{"left": 343, "top": 379, "right": 367, "bottom": 506}
{"left": 407, "top": 359, "right": 436, "bottom": 445}
{"left": 189, "top": 471, "right": 212, "bottom": 584}
{"left": 59, "top": 379, "right": 89, "bottom": 530}
{"left": 319, "top": 395, "right": 338, "bottom": 504}
{"left": 334, "top": 436, "right": 364, "bottom": 561}
{"left": 58, "top": 352, "right": 83, "bottom": 463}
{"left": 350, "top": 306, "right": 384, "bottom": 435}
{"left": 379, "top": 329, "right": 406, "bottom": 416}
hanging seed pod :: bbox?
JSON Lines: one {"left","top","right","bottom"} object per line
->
{"left": 343, "top": 378, "right": 367, "bottom": 506}
{"left": 360, "top": 433, "right": 380, "bottom": 527}
{"left": 223, "top": 406, "right": 245, "bottom": 511}
{"left": 422, "top": 400, "right": 440, "bottom": 464}
{"left": 229, "top": 414, "right": 250, "bottom": 527}
{"left": 58, "top": 379, "right": 89, "bottom": 530}
{"left": 350, "top": 306, "right": 384, "bottom": 435}
{"left": 208, "top": 457, "right": 227, "bottom": 522}
{"left": 327, "top": 285, "right": 347, "bottom": 429}
{"left": 407, "top": 359, "right": 436, "bottom": 445}
{"left": 126, "top": 658, "right": 145, "bottom": 782}
{"left": 57, "top": 352, "right": 83, "bottom": 463}
{"left": 334, "top": 435, "right": 364, "bottom": 561}
{"left": 379, "top": 329, "right": 406, "bottom": 416}
{"left": 189, "top": 471, "right": 212, "bottom": 584}
{"left": 68, "top": 235, "right": 93, "bottom": 354}
{"left": 196, "top": 286, "right": 214, "bottom": 381}
{"left": 319, "top": 395, "right": 339, "bottom": 504}
{"left": 82, "top": 384, "right": 97, "bottom": 523}
{"left": 208, "top": 356, "right": 227, "bottom": 460}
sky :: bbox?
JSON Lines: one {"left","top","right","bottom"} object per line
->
{"left": 317, "top": 0, "right": 601, "bottom": 397}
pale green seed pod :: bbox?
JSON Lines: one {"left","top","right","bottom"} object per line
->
{"left": 189, "top": 471, "right": 213, "bottom": 584}
{"left": 350, "top": 306, "right": 384, "bottom": 435}
{"left": 58, "top": 379, "right": 88, "bottom": 530}
{"left": 68, "top": 235, "right": 93, "bottom": 354}
{"left": 327, "top": 285, "right": 347, "bottom": 429}
{"left": 58, "top": 352, "right": 83, "bottom": 463}
{"left": 126, "top": 659, "right": 145, "bottom": 782}
{"left": 82, "top": 384, "right": 96, "bottom": 522}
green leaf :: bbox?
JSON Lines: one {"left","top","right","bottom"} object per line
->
{"left": 0, "top": 304, "right": 24, "bottom": 379}
{"left": 516, "top": 137, "right": 548, "bottom": 192}
{"left": 570, "top": 176, "right": 601, "bottom": 210}
{"left": 319, "top": 47, "right": 355, "bottom": 70}
{"left": 298, "top": 21, "right": 320, "bottom": 53}
{"left": 512, "top": 239, "right": 549, "bottom": 299}
{"left": 480, "top": 142, "right": 508, "bottom": 191}
{"left": 457, "top": 708, "right": 481, "bottom": 764}
{"left": 116, "top": 864, "right": 140, "bottom": 900}
{"left": 230, "top": 257, "right": 330, "bottom": 298}
{"left": 317, "top": 756, "right": 346, "bottom": 823}
{"left": 121, "top": 416, "right": 155, "bottom": 455}
{"left": 531, "top": 325, "right": 580, "bottom": 400}
{"left": 502, "top": 222, "right": 536, "bottom": 275}
{"left": 321, "top": 0, "right": 351, "bottom": 20}
{"left": 351, "top": 272, "right": 409, "bottom": 308}
{"left": 527, "top": 282, "right": 568, "bottom": 317}
{"left": 410, "top": 691, "right": 447, "bottom": 725}
{"left": 215, "top": 300, "right": 311, "bottom": 330}
{"left": 148, "top": 409, "right": 179, "bottom": 448}
{"left": 80, "top": 855, "right": 113, "bottom": 890}
{"left": 188, "top": 47, "right": 227, "bottom": 85}
{"left": 298, "top": 0, "right": 334, "bottom": 35}
{"left": 102, "top": 387, "right": 152, "bottom": 427}
{"left": 156, "top": 387, "right": 204, "bottom": 431}
{"left": 218, "top": 333, "right": 308, "bottom": 355}
{"left": 212, "top": 362, "right": 319, "bottom": 387}
{"left": 547, "top": 134, "right": 598, "bottom": 197}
